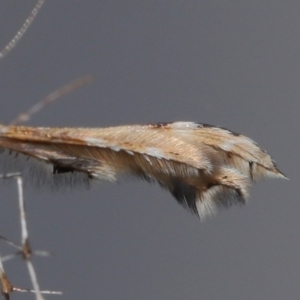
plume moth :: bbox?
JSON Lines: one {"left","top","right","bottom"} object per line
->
{"left": 0, "top": 121, "right": 286, "bottom": 220}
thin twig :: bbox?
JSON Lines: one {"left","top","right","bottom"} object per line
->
{"left": 0, "top": 173, "right": 21, "bottom": 179}
{"left": 0, "top": 236, "right": 22, "bottom": 251}
{"left": 1, "top": 255, "right": 17, "bottom": 264}
{"left": 26, "top": 261, "right": 45, "bottom": 300}
{"left": 17, "top": 177, "right": 30, "bottom": 256}
{"left": 0, "top": 0, "right": 45, "bottom": 59}
{"left": 13, "top": 286, "right": 62, "bottom": 295}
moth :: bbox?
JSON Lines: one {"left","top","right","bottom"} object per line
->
{"left": 0, "top": 121, "right": 286, "bottom": 220}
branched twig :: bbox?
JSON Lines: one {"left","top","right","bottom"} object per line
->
{"left": 0, "top": 174, "right": 62, "bottom": 299}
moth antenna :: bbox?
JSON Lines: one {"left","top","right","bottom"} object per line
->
{"left": 0, "top": 0, "right": 45, "bottom": 60}
{"left": 10, "top": 75, "right": 92, "bottom": 126}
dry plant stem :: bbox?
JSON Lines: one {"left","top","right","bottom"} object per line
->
{"left": 26, "top": 262, "right": 45, "bottom": 300}
{"left": 0, "top": 236, "right": 21, "bottom": 251}
{"left": 0, "top": 0, "right": 45, "bottom": 59}
{"left": 12, "top": 287, "right": 62, "bottom": 296}
{"left": 0, "top": 173, "right": 21, "bottom": 180}
{"left": 16, "top": 177, "right": 30, "bottom": 257}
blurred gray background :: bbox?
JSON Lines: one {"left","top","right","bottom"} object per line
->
{"left": 0, "top": 1, "right": 298, "bottom": 299}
